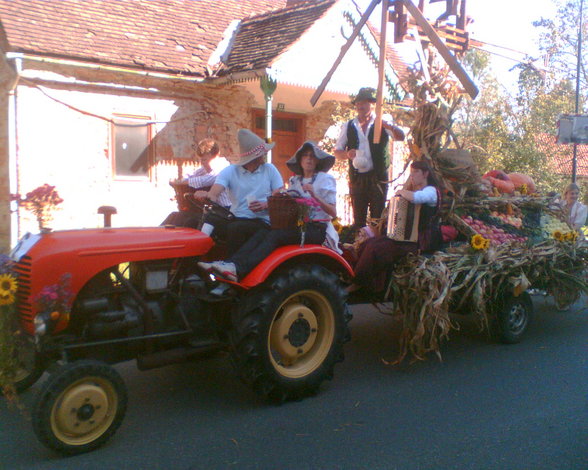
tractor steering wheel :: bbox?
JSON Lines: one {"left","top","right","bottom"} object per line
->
{"left": 185, "top": 194, "right": 234, "bottom": 221}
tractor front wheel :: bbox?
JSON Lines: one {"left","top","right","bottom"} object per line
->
{"left": 32, "top": 360, "right": 127, "bottom": 455}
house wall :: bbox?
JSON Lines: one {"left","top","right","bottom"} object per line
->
{"left": 0, "top": 57, "right": 17, "bottom": 251}
{"left": 9, "top": 75, "right": 255, "bottom": 247}
{"left": 272, "top": 0, "right": 383, "bottom": 100}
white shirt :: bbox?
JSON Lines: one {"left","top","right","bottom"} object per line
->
{"left": 184, "top": 157, "right": 231, "bottom": 207}
{"left": 334, "top": 113, "right": 396, "bottom": 173}
{"left": 567, "top": 200, "right": 588, "bottom": 230}
{"left": 287, "top": 172, "right": 341, "bottom": 253}
{"left": 413, "top": 186, "right": 438, "bottom": 206}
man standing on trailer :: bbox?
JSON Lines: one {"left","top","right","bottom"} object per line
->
{"left": 334, "top": 87, "right": 405, "bottom": 229}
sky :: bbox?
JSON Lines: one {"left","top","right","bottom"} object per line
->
{"left": 356, "top": 0, "right": 559, "bottom": 93}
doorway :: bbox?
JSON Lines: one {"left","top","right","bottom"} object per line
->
{"left": 253, "top": 110, "right": 306, "bottom": 182}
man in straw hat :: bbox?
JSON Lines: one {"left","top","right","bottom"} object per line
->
{"left": 334, "top": 86, "right": 405, "bottom": 229}
{"left": 201, "top": 141, "right": 339, "bottom": 283}
{"left": 198, "top": 128, "right": 284, "bottom": 257}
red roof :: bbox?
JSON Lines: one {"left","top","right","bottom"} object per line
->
{"left": 536, "top": 133, "right": 588, "bottom": 178}
{"left": 0, "top": 0, "right": 287, "bottom": 77}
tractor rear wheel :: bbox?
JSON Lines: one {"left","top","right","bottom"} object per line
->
{"left": 230, "top": 264, "right": 351, "bottom": 402}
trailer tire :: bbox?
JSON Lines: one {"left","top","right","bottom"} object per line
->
{"left": 493, "top": 292, "right": 533, "bottom": 344}
{"left": 32, "top": 360, "right": 127, "bottom": 455}
{"left": 230, "top": 264, "right": 351, "bottom": 403}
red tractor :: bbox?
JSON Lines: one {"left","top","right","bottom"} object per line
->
{"left": 10, "top": 202, "right": 353, "bottom": 455}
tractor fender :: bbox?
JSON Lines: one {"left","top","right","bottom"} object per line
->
{"left": 239, "top": 245, "right": 354, "bottom": 289}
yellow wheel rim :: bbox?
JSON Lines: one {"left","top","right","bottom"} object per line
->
{"left": 268, "top": 290, "right": 335, "bottom": 379}
{"left": 50, "top": 376, "right": 118, "bottom": 446}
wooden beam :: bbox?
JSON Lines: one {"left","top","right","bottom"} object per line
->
{"left": 310, "top": 0, "right": 381, "bottom": 107}
{"left": 373, "top": 0, "right": 389, "bottom": 144}
{"left": 401, "top": 0, "right": 478, "bottom": 99}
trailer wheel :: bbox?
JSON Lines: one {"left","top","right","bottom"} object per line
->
{"left": 230, "top": 264, "right": 351, "bottom": 402}
{"left": 493, "top": 292, "right": 533, "bottom": 344}
{"left": 32, "top": 361, "right": 127, "bottom": 455}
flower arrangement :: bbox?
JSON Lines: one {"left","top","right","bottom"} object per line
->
{"left": 470, "top": 233, "right": 490, "bottom": 251}
{"left": 294, "top": 197, "right": 322, "bottom": 246}
{"left": 33, "top": 273, "right": 73, "bottom": 325}
{"left": 0, "top": 254, "right": 19, "bottom": 400}
{"left": 12, "top": 184, "right": 64, "bottom": 230}
{"left": 553, "top": 230, "right": 578, "bottom": 243}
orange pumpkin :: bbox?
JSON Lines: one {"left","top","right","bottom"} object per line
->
{"left": 507, "top": 173, "right": 536, "bottom": 194}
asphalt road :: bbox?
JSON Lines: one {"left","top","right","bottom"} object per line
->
{"left": 1, "top": 295, "right": 587, "bottom": 470}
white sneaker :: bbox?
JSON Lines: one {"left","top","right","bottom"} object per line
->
{"left": 197, "top": 261, "right": 214, "bottom": 273}
{"left": 211, "top": 261, "right": 238, "bottom": 282}
{"left": 209, "top": 283, "right": 231, "bottom": 296}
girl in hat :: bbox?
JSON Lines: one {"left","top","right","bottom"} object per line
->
{"left": 202, "top": 141, "right": 339, "bottom": 282}
{"left": 562, "top": 182, "right": 587, "bottom": 231}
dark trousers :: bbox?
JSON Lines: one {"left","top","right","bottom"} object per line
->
{"left": 229, "top": 222, "right": 327, "bottom": 279}
{"left": 204, "top": 214, "right": 270, "bottom": 257}
{"left": 350, "top": 172, "right": 387, "bottom": 228}
{"left": 353, "top": 235, "right": 417, "bottom": 293}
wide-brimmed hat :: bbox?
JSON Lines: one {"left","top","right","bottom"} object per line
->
{"left": 286, "top": 141, "right": 335, "bottom": 175}
{"left": 352, "top": 87, "right": 377, "bottom": 104}
{"left": 233, "top": 129, "right": 275, "bottom": 166}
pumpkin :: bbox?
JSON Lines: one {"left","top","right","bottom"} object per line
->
{"left": 507, "top": 173, "right": 536, "bottom": 194}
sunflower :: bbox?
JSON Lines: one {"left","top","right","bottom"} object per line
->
{"left": 0, "top": 273, "right": 17, "bottom": 296}
{"left": 553, "top": 230, "right": 563, "bottom": 241}
{"left": 520, "top": 184, "right": 528, "bottom": 195}
{"left": 482, "top": 239, "right": 491, "bottom": 250}
{"left": 471, "top": 234, "right": 487, "bottom": 250}
{"left": 0, "top": 292, "right": 15, "bottom": 306}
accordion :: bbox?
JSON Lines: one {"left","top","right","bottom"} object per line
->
{"left": 386, "top": 196, "right": 421, "bottom": 242}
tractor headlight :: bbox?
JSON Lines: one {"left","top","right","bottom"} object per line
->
{"left": 34, "top": 315, "right": 47, "bottom": 336}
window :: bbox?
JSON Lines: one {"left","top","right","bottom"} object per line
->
{"left": 112, "top": 115, "right": 151, "bottom": 179}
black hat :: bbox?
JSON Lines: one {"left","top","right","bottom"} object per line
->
{"left": 352, "top": 87, "right": 377, "bottom": 104}
{"left": 286, "top": 141, "right": 335, "bottom": 175}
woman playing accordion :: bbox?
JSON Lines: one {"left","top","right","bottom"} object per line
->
{"left": 350, "top": 160, "right": 442, "bottom": 295}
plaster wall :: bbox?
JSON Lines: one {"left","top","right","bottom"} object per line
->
{"left": 0, "top": 57, "right": 17, "bottom": 251}
{"left": 11, "top": 79, "right": 254, "bottom": 242}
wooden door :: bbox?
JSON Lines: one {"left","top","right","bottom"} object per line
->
{"left": 253, "top": 110, "right": 306, "bottom": 183}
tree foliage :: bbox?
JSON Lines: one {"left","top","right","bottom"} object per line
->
{"left": 452, "top": 0, "right": 586, "bottom": 195}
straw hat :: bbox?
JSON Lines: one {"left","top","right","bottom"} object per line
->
{"left": 233, "top": 129, "right": 275, "bottom": 166}
{"left": 286, "top": 141, "right": 335, "bottom": 175}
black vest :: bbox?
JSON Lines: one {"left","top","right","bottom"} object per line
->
{"left": 345, "top": 119, "right": 390, "bottom": 182}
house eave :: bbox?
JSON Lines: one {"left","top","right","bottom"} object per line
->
{"left": 5, "top": 52, "right": 207, "bottom": 83}
{"left": 205, "top": 68, "right": 268, "bottom": 85}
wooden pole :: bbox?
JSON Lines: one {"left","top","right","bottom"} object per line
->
{"left": 373, "top": 0, "right": 389, "bottom": 144}
{"left": 402, "top": 0, "right": 478, "bottom": 99}
{"left": 310, "top": 0, "right": 381, "bottom": 107}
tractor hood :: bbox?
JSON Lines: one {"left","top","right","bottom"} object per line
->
{"left": 11, "top": 226, "right": 213, "bottom": 333}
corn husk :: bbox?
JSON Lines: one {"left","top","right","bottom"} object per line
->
{"left": 388, "top": 240, "right": 588, "bottom": 364}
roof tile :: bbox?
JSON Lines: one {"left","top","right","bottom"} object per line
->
{"left": 0, "top": 0, "right": 287, "bottom": 76}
